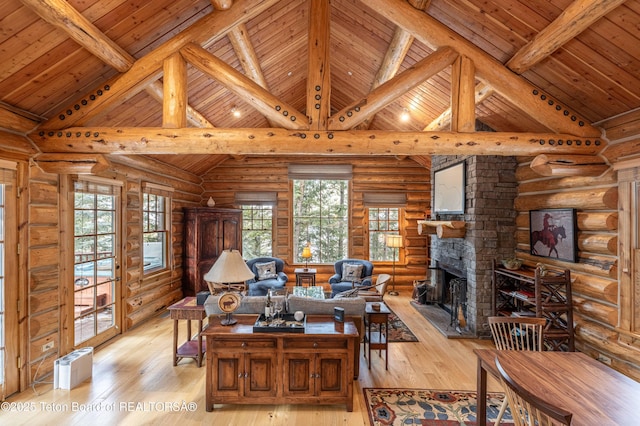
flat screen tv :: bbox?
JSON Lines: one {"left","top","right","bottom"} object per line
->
{"left": 433, "top": 161, "right": 465, "bottom": 214}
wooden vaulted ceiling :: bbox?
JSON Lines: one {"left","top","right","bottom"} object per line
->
{"left": 1, "top": 0, "right": 639, "bottom": 176}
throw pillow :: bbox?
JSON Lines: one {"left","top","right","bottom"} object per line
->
{"left": 341, "top": 263, "right": 364, "bottom": 283}
{"left": 256, "top": 261, "right": 277, "bottom": 281}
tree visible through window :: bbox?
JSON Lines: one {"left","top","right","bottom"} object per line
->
{"left": 293, "top": 180, "right": 349, "bottom": 263}
{"left": 242, "top": 205, "right": 273, "bottom": 258}
{"left": 142, "top": 193, "right": 168, "bottom": 272}
{"left": 369, "top": 208, "right": 400, "bottom": 261}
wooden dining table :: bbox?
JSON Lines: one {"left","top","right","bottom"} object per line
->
{"left": 475, "top": 349, "right": 640, "bottom": 425}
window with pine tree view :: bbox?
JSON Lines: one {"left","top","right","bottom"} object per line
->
{"left": 242, "top": 205, "right": 273, "bottom": 258}
{"left": 142, "top": 193, "right": 168, "bottom": 272}
{"left": 369, "top": 207, "right": 400, "bottom": 261}
{"left": 293, "top": 180, "right": 349, "bottom": 263}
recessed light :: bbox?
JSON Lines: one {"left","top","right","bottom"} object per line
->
{"left": 400, "top": 108, "right": 410, "bottom": 122}
{"left": 231, "top": 106, "right": 241, "bottom": 118}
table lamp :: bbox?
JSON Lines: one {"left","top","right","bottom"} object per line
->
{"left": 301, "top": 242, "right": 312, "bottom": 271}
{"left": 385, "top": 234, "right": 403, "bottom": 296}
{"left": 203, "top": 249, "right": 254, "bottom": 325}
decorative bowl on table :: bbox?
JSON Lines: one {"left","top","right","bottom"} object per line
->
{"left": 501, "top": 258, "right": 522, "bottom": 270}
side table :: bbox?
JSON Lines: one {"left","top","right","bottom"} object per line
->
{"left": 365, "top": 301, "right": 390, "bottom": 370}
{"left": 294, "top": 268, "right": 317, "bottom": 286}
{"left": 167, "top": 297, "right": 207, "bottom": 367}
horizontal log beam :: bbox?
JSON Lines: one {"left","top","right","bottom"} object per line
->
{"left": 35, "top": 153, "right": 111, "bottom": 174}
{"left": 530, "top": 154, "right": 609, "bottom": 177}
{"left": 30, "top": 128, "right": 604, "bottom": 156}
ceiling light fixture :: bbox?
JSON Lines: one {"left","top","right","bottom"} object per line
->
{"left": 231, "top": 106, "right": 241, "bottom": 118}
{"left": 400, "top": 108, "right": 410, "bottom": 122}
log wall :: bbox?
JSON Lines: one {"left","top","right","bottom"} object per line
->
{"left": 201, "top": 156, "right": 430, "bottom": 288}
{"left": 22, "top": 156, "right": 201, "bottom": 386}
{"left": 515, "top": 116, "right": 640, "bottom": 379}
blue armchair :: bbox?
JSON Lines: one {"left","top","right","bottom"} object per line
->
{"left": 245, "top": 257, "right": 288, "bottom": 296}
{"left": 329, "top": 259, "right": 374, "bottom": 297}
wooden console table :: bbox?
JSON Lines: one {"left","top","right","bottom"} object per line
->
{"left": 202, "top": 314, "right": 358, "bottom": 412}
{"left": 167, "top": 297, "right": 207, "bottom": 367}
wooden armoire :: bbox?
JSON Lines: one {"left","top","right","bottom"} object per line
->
{"left": 182, "top": 207, "right": 242, "bottom": 296}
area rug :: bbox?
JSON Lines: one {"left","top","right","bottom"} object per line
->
{"left": 363, "top": 388, "right": 513, "bottom": 425}
{"left": 387, "top": 308, "right": 418, "bottom": 342}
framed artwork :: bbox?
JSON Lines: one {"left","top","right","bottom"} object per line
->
{"left": 529, "top": 208, "right": 577, "bottom": 262}
{"left": 433, "top": 161, "right": 465, "bottom": 214}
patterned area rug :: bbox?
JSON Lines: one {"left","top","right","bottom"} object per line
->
{"left": 387, "top": 308, "right": 418, "bottom": 342}
{"left": 363, "top": 388, "right": 513, "bottom": 425}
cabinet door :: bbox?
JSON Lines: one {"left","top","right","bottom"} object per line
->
{"left": 219, "top": 214, "right": 242, "bottom": 251}
{"left": 244, "top": 352, "right": 278, "bottom": 398}
{"left": 315, "top": 353, "right": 348, "bottom": 397}
{"left": 283, "top": 353, "right": 314, "bottom": 397}
{"left": 211, "top": 352, "right": 242, "bottom": 397}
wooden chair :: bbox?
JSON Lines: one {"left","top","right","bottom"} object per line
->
{"left": 357, "top": 274, "right": 391, "bottom": 301}
{"left": 488, "top": 316, "right": 546, "bottom": 425}
{"left": 496, "top": 358, "right": 573, "bottom": 425}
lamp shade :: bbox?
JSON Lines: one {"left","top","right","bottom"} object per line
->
{"left": 301, "top": 244, "right": 312, "bottom": 259}
{"left": 385, "top": 234, "right": 403, "bottom": 248}
{"left": 203, "top": 249, "right": 254, "bottom": 283}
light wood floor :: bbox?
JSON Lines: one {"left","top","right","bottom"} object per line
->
{"left": 6, "top": 290, "right": 500, "bottom": 425}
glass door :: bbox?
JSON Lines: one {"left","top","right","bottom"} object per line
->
{"left": 73, "top": 179, "right": 121, "bottom": 347}
{"left": 0, "top": 164, "right": 17, "bottom": 399}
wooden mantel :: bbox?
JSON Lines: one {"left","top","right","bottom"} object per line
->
{"left": 417, "top": 220, "right": 466, "bottom": 238}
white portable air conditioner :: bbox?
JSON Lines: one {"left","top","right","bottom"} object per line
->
{"left": 53, "top": 347, "right": 93, "bottom": 390}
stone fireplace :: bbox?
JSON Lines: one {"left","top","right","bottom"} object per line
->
{"left": 428, "top": 155, "right": 518, "bottom": 337}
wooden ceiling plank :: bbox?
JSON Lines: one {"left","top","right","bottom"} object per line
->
{"left": 355, "top": 27, "right": 414, "bottom": 130}
{"left": 307, "top": 0, "right": 331, "bottom": 130}
{"left": 31, "top": 127, "right": 604, "bottom": 157}
{"left": 328, "top": 47, "right": 459, "bottom": 131}
{"left": 228, "top": 24, "right": 277, "bottom": 127}
{"left": 451, "top": 56, "right": 476, "bottom": 132}
{"left": 0, "top": 103, "right": 42, "bottom": 133}
{"left": 507, "top": 0, "right": 627, "bottom": 74}
{"left": 425, "top": 81, "right": 494, "bottom": 131}
{"left": 366, "top": 0, "right": 601, "bottom": 137}
{"left": 180, "top": 43, "right": 309, "bottom": 130}
{"left": 39, "top": 0, "right": 280, "bottom": 130}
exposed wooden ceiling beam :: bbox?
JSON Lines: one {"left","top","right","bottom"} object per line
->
{"left": 507, "top": 0, "right": 627, "bottom": 74}
{"left": 228, "top": 24, "right": 276, "bottom": 126}
{"left": 39, "top": 0, "right": 280, "bottom": 130}
{"left": 0, "top": 130, "right": 39, "bottom": 155}
{"left": 0, "top": 103, "right": 42, "bottom": 134}
{"left": 425, "top": 82, "right": 495, "bottom": 131}
{"left": 20, "top": 0, "right": 214, "bottom": 128}
{"left": 180, "top": 43, "right": 309, "bottom": 130}
{"left": 450, "top": 56, "right": 475, "bottom": 132}
{"left": 163, "top": 53, "right": 188, "bottom": 128}
{"left": 31, "top": 127, "right": 604, "bottom": 156}
{"left": 307, "top": 0, "right": 331, "bottom": 130}
{"left": 354, "top": 27, "right": 414, "bottom": 130}
{"left": 368, "top": 0, "right": 601, "bottom": 137}
{"left": 211, "top": 0, "right": 234, "bottom": 10}
{"left": 328, "top": 47, "right": 459, "bottom": 130}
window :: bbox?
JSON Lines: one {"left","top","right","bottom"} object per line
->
{"left": 242, "top": 205, "right": 273, "bottom": 258}
{"left": 293, "top": 179, "right": 349, "bottom": 263}
{"left": 369, "top": 208, "right": 400, "bottom": 261}
{"left": 142, "top": 192, "right": 169, "bottom": 272}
